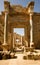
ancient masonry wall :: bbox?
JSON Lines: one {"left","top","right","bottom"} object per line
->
{"left": 33, "top": 13, "right": 40, "bottom": 48}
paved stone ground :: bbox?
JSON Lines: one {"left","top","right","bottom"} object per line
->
{"left": 0, "top": 54, "right": 40, "bottom": 65}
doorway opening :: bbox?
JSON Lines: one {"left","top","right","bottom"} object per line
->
{"left": 13, "top": 28, "right": 25, "bottom": 50}
{"left": 14, "top": 28, "right": 24, "bottom": 36}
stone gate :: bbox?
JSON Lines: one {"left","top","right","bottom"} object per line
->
{"left": 0, "top": 1, "right": 40, "bottom": 50}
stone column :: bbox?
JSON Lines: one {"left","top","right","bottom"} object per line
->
{"left": 27, "top": 2, "right": 34, "bottom": 48}
{"left": 21, "top": 36, "right": 22, "bottom": 45}
{"left": 3, "top": 12, "right": 8, "bottom": 45}
{"left": 11, "top": 27, "right": 13, "bottom": 51}
{"left": 30, "top": 13, "right": 34, "bottom": 48}
{"left": 13, "top": 29, "right": 15, "bottom": 48}
{"left": 13, "top": 36, "right": 14, "bottom": 48}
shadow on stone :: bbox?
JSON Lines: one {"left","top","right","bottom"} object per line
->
{"left": 23, "top": 56, "right": 27, "bottom": 60}
{"left": 11, "top": 56, "right": 17, "bottom": 59}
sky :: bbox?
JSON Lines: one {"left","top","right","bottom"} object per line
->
{"left": 14, "top": 28, "right": 24, "bottom": 36}
{"left": 0, "top": 0, "right": 40, "bottom": 36}
{"left": 0, "top": 0, "right": 40, "bottom": 12}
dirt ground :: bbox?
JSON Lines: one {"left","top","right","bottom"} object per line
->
{"left": 0, "top": 54, "right": 40, "bottom": 65}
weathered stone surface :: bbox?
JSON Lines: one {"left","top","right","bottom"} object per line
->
{"left": 0, "top": 1, "right": 40, "bottom": 50}
{"left": 33, "top": 13, "right": 40, "bottom": 48}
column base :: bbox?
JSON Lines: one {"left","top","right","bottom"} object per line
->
{"left": 2, "top": 43, "right": 9, "bottom": 51}
{"left": 30, "top": 42, "right": 34, "bottom": 52}
{"left": 30, "top": 42, "right": 34, "bottom": 48}
{"left": 2, "top": 43, "right": 8, "bottom": 45}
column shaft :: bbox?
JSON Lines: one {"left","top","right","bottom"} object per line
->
{"left": 11, "top": 28, "right": 13, "bottom": 51}
{"left": 21, "top": 36, "right": 22, "bottom": 45}
{"left": 30, "top": 13, "right": 33, "bottom": 47}
{"left": 3, "top": 13, "right": 8, "bottom": 45}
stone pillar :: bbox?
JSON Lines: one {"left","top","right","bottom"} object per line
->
{"left": 3, "top": 12, "right": 8, "bottom": 45}
{"left": 13, "top": 36, "right": 14, "bottom": 48}
{"left": 2, "top": 12, "right": 8, "bottom": 51}
{"left": 27, "top": 1, "right": 34, "bottom": 48}
{"left": 13, "top": 29, "right": 15, "bottom": 48}
{"left": 2, "top": 1, "right": 10, "bottom": 51}
{"left": 30, "top": 13, "right": 33, "bottom": 48}
{"left": 11, "top": 27, "right": 13, "bottom": 51}
{"left": 21, "top": 36, "right": 22, "bottom": 45}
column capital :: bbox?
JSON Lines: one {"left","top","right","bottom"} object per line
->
{"left": 4, "top": 0, "right": 10, "bottom": 13}
{"left": 28, "top": 1, "right": 35, "bottom": 14}
{"left": 4, "top": 12, "right": 8, "bottom": 15}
